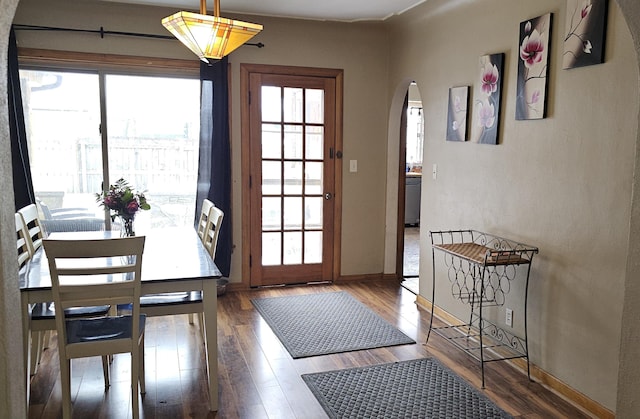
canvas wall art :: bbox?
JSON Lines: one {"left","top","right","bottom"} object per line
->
{"left": 563, "top": 0, "right": 608, "bottom": 69}
{"left": 446, "top": 86, "right": 469, "bottom": 142}
{"left": 516, "top": 13, "right": 552, "bottom": 120}
{"left": 470, "top": 54, "right": 504, "bottom": 145}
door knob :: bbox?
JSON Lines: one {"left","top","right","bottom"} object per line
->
{"left": 324, "top": 192, "right": 332, "bottom": 200}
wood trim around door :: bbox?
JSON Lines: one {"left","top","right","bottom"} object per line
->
{"left": 240, "top": 63, "right": 343, "bottom": 287}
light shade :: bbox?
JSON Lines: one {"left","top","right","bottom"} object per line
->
{"left": 162, "top": 10, "right": 262, "bottom": 63}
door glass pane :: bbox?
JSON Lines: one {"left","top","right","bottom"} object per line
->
{"left": 283, "top": 87, "right": 303, "bottom": 123}
{"left": 305, "top": 89, "right": 324, "bottom": 123}
{"left": 305, "top": 162, "right": 323, "bottom": 195}
{"left": 262, "top": 86, "right": 281, "bottom": 122}
{"left": 19, "top": 69, "right": 105, "bottom": 233}
{"left": 262, "top": 197, "right": 281, "bottom": 231}
{"left": 262, "top": 161, "right": 282, "bottom": 195}
{"left": 105, "top": 75, "right": 200, "bottom": 230}
{"left": 262, "top": 232, "right": 281, "bottom": 265}
{"left": 305, "top": 197, "right": 323, "bottom": 229}
{"left": 283, "top": 125, "right": 303, "bottom": 159}
{"left": 262, "top": 124, "right": 282, "bottom": 159}
{"left": 304, "top": 231, "right": 322, "bottom": 264}
{"left": 283, "top": 232, "right": 302, "bottom": 265}
{"left": 283, "top": 197, "right": 302, "bottom": 230}
{"left": 283, "top": 162, "right": 302, "bottom": 195}
{"left": 305, "top": 126, "right": 324, "bottom": 160}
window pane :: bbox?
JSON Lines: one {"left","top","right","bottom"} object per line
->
{"left": 105, "top": 75, "right": 200, "bottom": 230}
{"left": 19, "top": 69, "right": 105, "bottom": 233}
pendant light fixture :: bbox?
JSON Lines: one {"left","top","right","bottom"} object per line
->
{"left": 162, "top": 0, "right": 263, "bottom": 63}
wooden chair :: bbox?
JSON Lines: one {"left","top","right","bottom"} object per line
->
{"left": 197, "top": 198, "right": 215, "bottom": 241}
{"left": 15, "top": 213, "right": 31, "bottom": 269}
{"left": 43, "top": 236, "right": 146, "bottom": 419}
{"left": 18, "top": 206, "right": 110, "bottom": 376}
{"left": 203, "top": 205, "right": 224, "bottom": 260}
{"left": 140, "top": 201, "right": 224, "bottom": 337}
{"left": 18, "top": 203, "right": 44, "bottom": 254}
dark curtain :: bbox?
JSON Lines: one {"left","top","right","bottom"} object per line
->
{"left": 8, "top": 26, "right": 35, "bottom": 211}
{"left": 196, "top": 57, "right": 232, "bottom": 277}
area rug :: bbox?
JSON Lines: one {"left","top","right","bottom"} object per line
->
{"left": 302, "top": 358, "right": 512, "bottom": 418}
{"left": 251, "top": 291, "right": 415, "bottom": 358}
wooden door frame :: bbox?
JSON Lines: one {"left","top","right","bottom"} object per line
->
{"left": 240, "top": 63, "right": 343, "bottom": 287}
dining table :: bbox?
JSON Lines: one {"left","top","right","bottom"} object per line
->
{"left": 19, "top": 226, "right": 221, "bottom": 412}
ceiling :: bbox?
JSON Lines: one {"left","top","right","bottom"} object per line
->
{"left": 102, "top": 0, "right": 428, "bottom": 22}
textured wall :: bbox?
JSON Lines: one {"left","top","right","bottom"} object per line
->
{"left": 0, "top": 0, "right": 28, "bottom": 417}
{"left": 385, "top": 0, "right": 638, "bottom": 412}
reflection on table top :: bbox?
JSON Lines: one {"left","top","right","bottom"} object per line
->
{"left": 20, "top": 227, "right": 222, "bottom": 291}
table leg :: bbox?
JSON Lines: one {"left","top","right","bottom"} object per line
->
{"left": 21, "top": 293, "right": 31, "bottom": 412}
{"left": 202, "top": 280, "right": 218, "bottom": 411}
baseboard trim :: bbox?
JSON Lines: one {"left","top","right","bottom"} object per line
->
{"left": 415, "top": 295, "right": 614, "bottom": 419}
{"left": 336, "top": 273, "right": 398, "bottom": 282}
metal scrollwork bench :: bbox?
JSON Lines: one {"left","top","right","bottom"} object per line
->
{"left": 426, "top": 229, "right": 538, "bottom": 387}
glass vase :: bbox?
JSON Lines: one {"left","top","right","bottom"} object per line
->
{"left": 120, "top": 215, "right": 135, "bottom": 237}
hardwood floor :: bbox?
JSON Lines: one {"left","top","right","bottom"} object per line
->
{"left": 28, "top": 280, "right": 591, "bottom": 418}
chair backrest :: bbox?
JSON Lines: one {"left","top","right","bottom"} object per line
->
{"left": 43, "top": 236, "right": 146, "bottom": 358}
{"left": 15, "top": 213, "right": 32, "bottom": 268}
{"left": 197, "top": 199, "right": 215, "bottom": 240}
{"left": 18, "top": 203, "right": 44, "bottom": 254}
{"left": 203, "top": 205, "right": 224, "bottom": 259}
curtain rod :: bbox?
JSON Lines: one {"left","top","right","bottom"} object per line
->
{"left": 12, "top": 24, "right": 265, "bottom": 48}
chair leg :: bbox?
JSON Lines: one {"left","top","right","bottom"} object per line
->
{"left": 131, "top": 338, "right": 143, "bottom": 419}
{"left": 198, "top": 313, "right": 205, "bottom": 341}
{"left": 101, "top": 356, "right": 110, "bottom": 389}
{"left": 139, "top": 336, "right": 146, "bottom": 394}
{"left": 60, "top": 358, "right": 72, "bottom": 419}
{"left": 29, "top": 332, "right": 41, "bottom": 375}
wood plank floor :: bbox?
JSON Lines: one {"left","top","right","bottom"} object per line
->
{"left": 28, "top": 280, "right": 591, "bottom": 418}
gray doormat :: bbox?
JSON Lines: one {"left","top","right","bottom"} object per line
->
{"left": 251, "top": 291, "right": 415, "bottom": 358}
{"left": 302, "top": 358, "right": 512, "bottom": 418}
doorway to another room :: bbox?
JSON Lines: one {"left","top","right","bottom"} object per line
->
{"left": 400, "top": 82, "right": 423, "bottom": 295}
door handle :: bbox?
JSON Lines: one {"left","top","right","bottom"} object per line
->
{"left": 325, "top": 192, "right": 332, "bottom": 200}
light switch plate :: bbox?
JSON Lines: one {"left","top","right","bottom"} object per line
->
{"left": 350, "top": 160, "right": 358, "bottom": 173}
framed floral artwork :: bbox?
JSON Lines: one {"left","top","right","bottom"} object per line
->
{"left": 470, "top": 53, "right": 504, "bottom": 145}
{"left": 516, "top": 13, "right": 553, "bottom": 120}
{"left": 563, "top": 0, "right": 608, "bottom": 69}
{"left": 446, "top": 86, "right": 469, "bottom": 142}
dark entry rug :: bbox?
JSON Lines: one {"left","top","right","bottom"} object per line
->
{"left": 302, "top": 358, "right": 512, "bottom": 418}
{"left": 251, "top": 291, "right": 415, "bottom": 358}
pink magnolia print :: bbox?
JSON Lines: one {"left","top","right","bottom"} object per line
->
{"left": 470, "top": 53, "right": 504, "bottom": 145}
{"left": 516, "top": 13, "right": 552, "bottom": 120}
{"left": 446, "top": 86, "right": 469, "bottom": 142}
{"left": 563, "top": 0, "right": 608, "bottom": 69}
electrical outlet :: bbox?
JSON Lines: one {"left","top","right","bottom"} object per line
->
{"left": 505, "top": 308, "right": 513, "bottom": 327}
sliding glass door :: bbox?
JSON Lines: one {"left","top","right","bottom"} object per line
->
{"left": 19, "top": 69, "right": 200, "bottom": 231}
